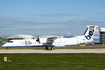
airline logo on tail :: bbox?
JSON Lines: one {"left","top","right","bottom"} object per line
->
{"left": 85, "top": 30, "right": 94, "bottom": 40}
{"left": 84, "top": 25, "right": 97, "bottom": 40}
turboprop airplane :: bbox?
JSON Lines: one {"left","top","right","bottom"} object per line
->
{"left": 2, "top": 25, "right": 97, "bottom": 50}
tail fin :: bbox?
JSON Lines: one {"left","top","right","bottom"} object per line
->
{"left": 84, "top": 25, "right": 97, "bottom": 40}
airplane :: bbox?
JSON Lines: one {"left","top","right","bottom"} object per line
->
{"left": 2, "top": 25, "right": 97, "bottom": 50}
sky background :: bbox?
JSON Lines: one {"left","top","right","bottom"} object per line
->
{"left": 0, "top": 0, "right": 105, "bottom": 38}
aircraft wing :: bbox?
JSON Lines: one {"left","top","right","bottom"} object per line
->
{"left": 47, "top": 37, "right": 58, "bottom": 41}
{"left": 43, "top": 37, "right": 58, "bottom": 46}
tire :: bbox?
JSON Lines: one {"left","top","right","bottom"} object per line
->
{"left": 45, "top": 47, "right": 48, "bottom": 50}
{"left": 51, "top": 47, "right": 54, "bottom": 50}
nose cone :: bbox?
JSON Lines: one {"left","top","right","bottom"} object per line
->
{"left": 2, "top": 44, "right": 7, "bottom": 47}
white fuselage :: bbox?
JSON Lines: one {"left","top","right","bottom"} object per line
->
{"left": 2, "top": 38, "right": 48, "bottom": 47}
{"left": 2, "top": 35, "right": 92, "bottom": 47}
{"left": 2, "top": 25, "right": 97, "bottom": 48}
{"left": 52, "top": 35, "right": 92, "bottom": 47}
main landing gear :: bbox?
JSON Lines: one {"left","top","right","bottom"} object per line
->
{"left": 51, "top": 47, "right": 54, "bottom": 50}
{"left": 7, "top": 47, "right": 8, "bottom": 49}
{"left": 45, "top": 46, "right": 54, "bottom": 50}
{"left": 45, "top": 47, "right": 48, "bottom": 50}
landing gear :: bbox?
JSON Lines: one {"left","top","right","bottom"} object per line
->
{"left": 45, "top": 46, "right": 54, "bottom": 50}
{"left": 7, "top": 47, "right": 8, "bottom": 49}
{"left": 45, "top": 47, "right": 48, "bottom": 50}
{"left": 51, "top": 47, "right": 54, "bottom": 50}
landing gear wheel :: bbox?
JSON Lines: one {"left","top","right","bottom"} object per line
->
{"left": 51, "top": 47, "right": 54, "bottom": 50}
{"left": 7, "top": 47, "right": 8, "bottom": 49}
{"left": 45, "top": 47, "right": 48, "bottom": 50}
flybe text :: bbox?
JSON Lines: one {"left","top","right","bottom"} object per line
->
{"left": 25, "top": 40, "right": 32, "bottom": 44}
{"left": 85, "top": 30, "right": 94, "bottom": 40}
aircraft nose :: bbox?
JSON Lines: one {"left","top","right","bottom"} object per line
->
{"left": 2, "top": 44, "right": 6, "bottom": 47}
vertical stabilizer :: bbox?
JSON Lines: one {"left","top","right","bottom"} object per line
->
{"left": 84, "top": 25, "right": 97, "bottom": 40}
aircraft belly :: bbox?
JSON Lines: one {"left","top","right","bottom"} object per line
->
{"left": 2, "top": 45, "right": 45, "bottom": 47}
{"left": 53, "top": 45, "right": 65, "bottom": 47}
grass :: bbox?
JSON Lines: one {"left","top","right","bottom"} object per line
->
{"left": 0, "top": 53, "right": 105, "bottom": 70}
{"left": 0, "top": 38, "right": 8, "bottom": 42}
{"left": 0, "top": 44, "right": 105, "bottom": 70}
{"left": 0, "top": 44, "right": 105, "bottom": 49}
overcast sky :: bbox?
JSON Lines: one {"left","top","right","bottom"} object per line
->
{"left": 0, "top": 0, "right": 105, "bottom": 37}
